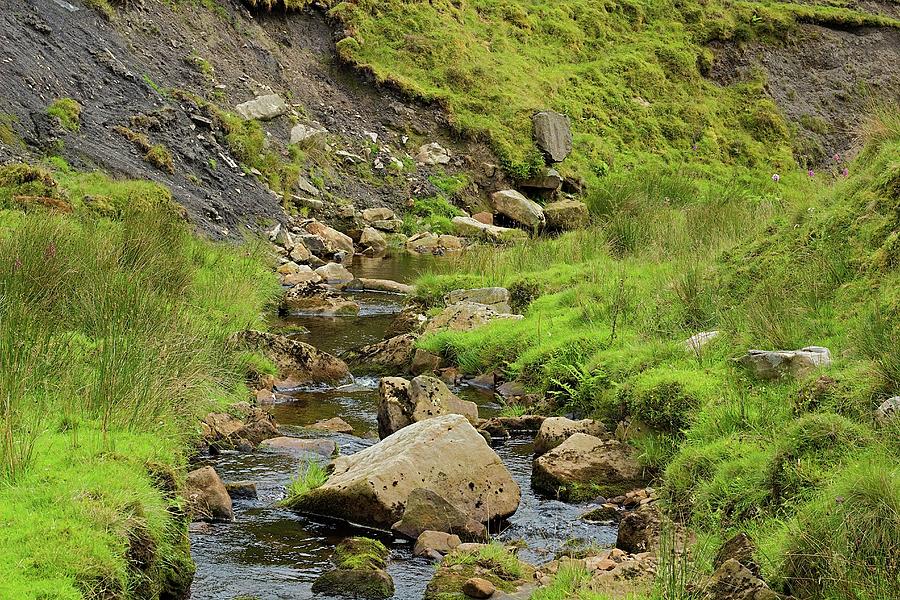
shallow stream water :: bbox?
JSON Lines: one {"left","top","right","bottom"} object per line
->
{"left": 189, "top": 254, "right": 616, "bottom": 599}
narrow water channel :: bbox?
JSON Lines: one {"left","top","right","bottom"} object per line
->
{"left": 189, "top": 254, "right": 616, "bottom": 600}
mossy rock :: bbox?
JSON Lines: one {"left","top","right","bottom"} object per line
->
{"left": 311, "top": 568, "right": 394, "bottom": 599}
{"left": 333, "top": 537, "right": 389, "bottom": 571}
{"left": 424, "top": 544, "right": 532, "bottom": 600}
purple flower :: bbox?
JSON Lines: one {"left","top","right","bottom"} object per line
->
{"left": 841, "top": 167, "right": 849, "bottom": 177}
{"left": 833, "top": 153, "right": 841, "bottom": 163}
{"left": 808, "top": 169, "right": 815, "bottom": 177}
{"left": 692, "top": 143, "right": 698, "bottom": 152}
{"left": 771, "top": 173, "right": 780, "bottom": 182}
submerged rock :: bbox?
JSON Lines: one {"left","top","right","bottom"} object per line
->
{"left": 260, "top": 436, "right": 336, "bottom": 457}
{"left": 532, "top": 433, "right": 645, "bottom": 500}
{"left": 231, "top": 329, "right": 351, "bottom": 386}
{"left": 185, "top": 466, "right": 233, "bottom": 522}
{"left": 345, "top": 334, "right": 417, "bottom": 375}
{"left": 739, "top": 346, "right": 832, "bottom": 379}
{"left": 310, "top": 416, "right": 354, "bottom": 434}
{"left": 282, "top": 283, "right": 360, "bottom": 317}
{"left": 286, "top": 414, "right": 520, "bottom": 529}
{"left": 224, "top": 480, "right": 258, "bottom": 500}
{"left": 376, "top": 375, "right": 478, "bottom": 438}
{"left": 533, "top": 416, "right": 606, "bottom": 456}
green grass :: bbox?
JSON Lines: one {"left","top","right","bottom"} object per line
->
{"left": 47, "top": 98, "right": 82, "bottom": 133}
{"left": 0, "top": 162, "right": 280, "bottom": 597}
{"left": 283, "top": 460, "right": 328, "bottom": 502}
{"left": 413, "top": 109, "right": 900, "bottom": 597}
{"left": 402, "top": 195, "right": 465, "bottom": 235}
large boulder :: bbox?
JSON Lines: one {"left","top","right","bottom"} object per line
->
{"left": 446, "top": 287, "right": 511, "bottom": 314}
{"left": 424, "top": 302, "right": 523, "bottom": 335}
{"left": 304, "top": 220, "right": 355, "bottom": 256}
{"left": 490, "top": 190, "right": 545, "bottom": 229}
{"left": 282, "top": 283, "right": 360, "bottom": 316}
{"left": 185, "top": 466, "right": 233, "bottom": 522}
{"left": 202, "top": 408, "right": 279, "bottom": 449}
{"left": 376, "top": 375, "right": 479, "bottom": 438}
{"left": 533, "top": 417, "right": 606, "bottom": 456}
{"left": 451, "top": 216, "right": 527, "bottom": 243}
{"left": 702, "top": 559, "right": 778, "bottom": 600}
{"left": 521, "top": 167, "right": 562, "bottom": 192}
{"left": 544, "top": 199, "right": 589, "bottom": 231}
{"left": 231, "top": 330, "right": 351, "bottom": 387}
{"left": 532, "top": 433, "right": 645, "bottom": 499}
{"left": 344, "top": 334, "right": 417, "bottom": 375}
{"left": 235, "top": 94, "right": 287, "bottom": 120}
{"left": 286, "top": 414, "right": 520, "bottom": 528}
{"left": 392, "top": 488, "right": 487, "bottom": 541}
{"left": 739, "top": 346, "right": 832, "bottom": 379}
{"left": 532, "top": 110, "right": 573, "bottom": 163}
{"left": 359, "top": 227, "right": 388, "bottom": 255}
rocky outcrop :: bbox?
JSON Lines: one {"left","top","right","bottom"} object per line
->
{"left": 544, "top": 199, "right": 589, "bottom": 230}
{"left": 533, "top": 417, "right": 606, "bottom": 456}
{"left": 359, "top": 227, "right": 387, "bottom": 255}
{"left": 739, "top": 346, "right": 832, "bottom": 379}
{"left": 532, "top": 434, "right": 645, "bottom": 499}
{"left": 282, "top": 283, "right": 361, "bottom": 316}
{"left": 702, "top": 559, "right": 778, "bottom": 600}
{"left": 345, "top": 334, "right": 417, "bottom": 375}
{"left": 231, "top": 330, "right": 351, "bottom": 387}
{"left": 235, "top": 94, "right": 287, "bottom": 120}
{"left": 532, "top": 110, "right": 573, "bottom": 163}
{"left": 303, "top": 219, "right": 355, "bottom": 256}
{"left": 405, "top": 231, "right": 465, "bottom": 254}
{"left": 491, "top": 189, "right": 545, "bottom": 229}
{"left": 202, "top": 406, "right": 279, "bottom": 450}
{"left": 714, "top": 533, "right": 761, "bottom": 578}
{"left": 424, "top": 302, "right": 523, "bottom": 334}
{"left": 290, "top": 122, "right": 327, "bottom": 144}
{"left": 615, "top": 502, "right": 661, "bottom": 554}
{"left": 312, "top": 537, "right": 394, "bottom": 600}
{"left": 521, "top": 167, "right": 562, "bottom": 192}
{"left": 392, "top": 488, "right": 487, "bottom": 541}
{"left": 685, "top": 330, "right": 720, "bottom": 353}
{"left": 287, "top": 415, "right": 520, "bottom": 528}
{"left": 446, "top": 287, "right": 511, "bottom": 314}
{"left": 376, "top": 375, "right": 479, "bottom": 438}
{"left": 185, "top": 466, "right": 233, "bottom": 522}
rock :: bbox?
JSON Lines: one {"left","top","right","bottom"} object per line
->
{"left": 462, "top": 577, "right": 496, "bottom": 599}
{"left": 875, "top": 396, "right": 900, "bottom": 425}
{"left": 438, "top": 234, "right": 465, "bottom": 250}
{"left": 276, "top": 261, "right": 302, "bottom": 275}
{"left": 259, "top": 436, "right": 336, "bottom": 457}
{"left": 203, "top": 408, "right": 279, "bottom": 449}
{"left": 616, "top": 503, "right": 661, "bottom": 554}
{"left": 581, "top": 504, "right": 621, "bottom": 523}
{"left": 521, "top": 168, "right": 562, "bottom": 191}
{"left": 424, "top": 302, "right": 523, "bottom": 335}
{"left": 304, "top": 220, "right": 355, "bottom": 256}
{"left": 235, "top": 94, "right": 288, "bottom": 120}
{"left": 230, "top": 330, "right": 350, "bottom": 387}
{"left": 377, "top": 376, "right": 413, "bottom": 439}
{"left": 315, "top": 262, "right": 354, "bottom": 284}
{"left": 290, "top": 123, "right": 327, "bottom": 144}
{"left": 451, "top": 216, "right": 527, "bottom": 243}
{"left": 287, "top": 415, "right": 520, "bottom": 528}
{"left": 496, "top": 381, "right": 526, "bottom": 399}
{"left": 446, "top": 287, "right": 511, "bottom": 314}
{"left": 296, "top": 175, "right": 320, "bottom": 197}
{"left": 288, "top": 242, "right": 312, "bottom": 263}
{"left": 714, "top": 533, "right": 761, "bottom": 577}
{"left": 543, "top": 199, "right": 589, "bottom": 231}
{"left": 532, "top": 111, "right": 573, "bottom": 163}
{"left": 372, "top": 218, "right": 403, "bottom": 233}
{"left": 406, "top": 231, "right": 441, "bottom": 253}
{"left": 345, "top": 278, "right": 414, "bottom": 295}
{"left": 415, "top": 142, "right": 451, "bottom": 165}
{"left": 185, "top": 466, "right": 233, "bottom": 522}
{"left": 345, "top": 334, "right": 417, "bottom": 375}
{"left": 256, "top": 388, "right": 275, "bottom": 404}
{"left": 532, "top": 434, "right": 646, "bottom": 499}
{"left": 472, "top": 212, "right": 493, "bottom": 225}
{"left": 392, "top": 488, "right": 487, "bottom": 541}
{"left": 376, "top": 375, "right": 478, "bottom": 437}
{"left": 312, "top": 538, "right": 394, "bottom": 600}
{"left": 534, "top": 417, "right": 606, "bottom": 456}
{"left": 410, "top": 348, "right": 442, "bottom": 375}
{"left": 490, "top": 190, "right": 545, "bottom": 229}
{"left": 478, "top": 415, "right": 546, "bottom": 438}
{"left": 310, "top": 417, "right": 354, "bottom": 434}
{"left": 685, "top": 330, "right": 720, "bottom": 353}
{"left": 739, "top": 346, "right": 832, "bottom": 379}
{"left": 703, "top": 559, "right": 778, "bottom": 600}
{"left": 414, "top": 531, "right": 462, "bottom": 557}
{"left": 224, "top": 480, "right": 257, "bottom": 500}
{"left": 282, "top": 265, "right": 322, "bottom": 286}
{"left": 282, "top": 283, "right": 361, "bottom": 316}
{"left": 362, "top": 207, "right": 397, "bottom": 222}
{"left": 360, "top": 227, "right": 387, "bottom": 255}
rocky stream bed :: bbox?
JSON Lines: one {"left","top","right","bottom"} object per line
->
{"left": 188, "top": 254, "right": 617, "bottom": 600}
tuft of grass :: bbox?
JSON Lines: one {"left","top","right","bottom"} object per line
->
{"left": 47, "top": 98, "right": 82, "bottom": 133}
{"left": 283, "top": 460, "right": 328, "bottom": 502}
{"left": 114, "top": 126, "right": 175, "bottom": 173}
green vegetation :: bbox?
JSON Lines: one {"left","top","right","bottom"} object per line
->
{"left": 114, "top": 126, "right": 175, "bottom": 174}
{"left": 427, "top": 543, "right": 530, "bottom": 598}
{"left": 47, "top": 98, "right": 82, "bottom": 133}
{"left": 415, "top": 109, "right": 900, "bottom": 598}
{"left": 0, "top": 161, "right": 279, "bottom": 598}
{"left": 402, "top": 194, "right": 465, "bottom": 235}
{"left": 332, "top": 537, "right": 389, "bottom": 571}
{"left": 282, "top": 460, "right": 328, "bottom": 503}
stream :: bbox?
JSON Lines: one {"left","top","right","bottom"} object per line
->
{"left": 189, "top": 253, "right": 617, "bottom": 600}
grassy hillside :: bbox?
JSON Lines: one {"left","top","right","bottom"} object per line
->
{"left": 413, "top": 109, "right": 900, "bottom": 598}
{"left": 0, "top": 161, "right": 280, "bottom": 598}
{"left": 326, "top": 0, "right": 899, "bottom": 184}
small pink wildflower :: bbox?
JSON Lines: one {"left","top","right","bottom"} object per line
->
{"left": 46, "top": 242, "right": 57, "bottom": 258}
{"left": 772, "top": 173, "right": 780, "bottom": 182}
{"left": 808, "top": 169, "right": 815, "bottom": 177}
{"left": 841, "top": 167, "right": 849, "bottom": 177}
{"left": 833, "top": 153, "right": 841, "bottom": 162}
{"left": 14, "top": 257, "right": 22, "bottom": 271}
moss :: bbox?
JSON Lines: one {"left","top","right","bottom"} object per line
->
{"left": 114, "top": 126, "right": 175, "bottom": 174}
{"left": 618, "top": 367, "right": 720, "bottom": 434}
{"left": 47, "top": 98, "right": 82, "bottom": 132}
{"left": 333, "top": 537, "right": 389, "bottom": 571}
{"left": 427, "top": 544, "right": 530, "bottom": 599}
